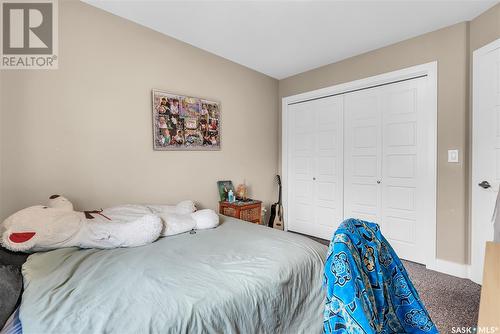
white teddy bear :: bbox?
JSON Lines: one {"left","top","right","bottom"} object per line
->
{"left": 0, "top": 195, "right": 219, "bottom": 253}
{"left": 146, "top": 201, "right": 220, "bottom": 236}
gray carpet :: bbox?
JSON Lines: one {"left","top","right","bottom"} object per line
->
{"left": 403, "top": 260, "right": 481, "bottom": 333}
{"left": 303, "top": 234, "right": 481, "bottom": 333}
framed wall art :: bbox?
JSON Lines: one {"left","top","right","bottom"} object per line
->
{"left": 152, "top": 89, "right": 221, "bottom": 151}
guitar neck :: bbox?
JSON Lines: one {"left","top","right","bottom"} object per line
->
{"left": 278, "top": 183, "right": 282, "bottom": 205}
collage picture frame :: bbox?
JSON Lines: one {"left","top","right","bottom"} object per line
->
{"left": 152, "top": 89, "right": 221, "bottom": 151}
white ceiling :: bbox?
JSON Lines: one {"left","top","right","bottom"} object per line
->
{"left": 84, "top": 0, "right": 499, "bottom": 79}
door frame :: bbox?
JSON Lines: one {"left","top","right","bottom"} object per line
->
{"left": 282, "top": 61, "right": 438, "bottom": 267}
{"left": 470, "top": 38, "right": 500, "bottom": 284}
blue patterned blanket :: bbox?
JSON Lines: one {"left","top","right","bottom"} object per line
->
{"left": 323, "top": 219, "right": 438, "bottom": 334}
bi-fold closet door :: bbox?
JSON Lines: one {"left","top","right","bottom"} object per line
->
{"left": 287, "top": 96, "right": 344, "bottom": 239}
{"left": 287, "top": 76, "right": 430, "bottom": 264}
{"left": 344, "top": 77, "right": 428, "bottom": 264}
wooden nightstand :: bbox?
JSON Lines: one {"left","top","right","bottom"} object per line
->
{"left": 219, "top": 200, "right": 262, "bottom": 224}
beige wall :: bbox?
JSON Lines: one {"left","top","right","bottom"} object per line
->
{"left": 0, "top": 1, "right": 279, "bottom": 219}
{"left": 470, "top": 3, "right": 500, "bottom": 52}
{"left": 279, "top": 23, "right": 470, "bottom": 263}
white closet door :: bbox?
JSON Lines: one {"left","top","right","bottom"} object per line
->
{"left": 380, "top": 78, "right": 427, "bottom": 264}
{"left": 344, "top": 88, "right": 383, "bottom": 224}
{"left": 314, "top": 97, "right": 344, "bottom": 237}
{"left": 288, "top": 102, "right": 316, "bottom": 236}
{"left": 344, "top": 77, "right": 428, "bottom": 264}
{"left": 287, "top": 96, "right": 344, "bottom": 239}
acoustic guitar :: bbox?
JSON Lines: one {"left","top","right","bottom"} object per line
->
{"left": 268, "top": 175, "right": 284, "bottom": 230}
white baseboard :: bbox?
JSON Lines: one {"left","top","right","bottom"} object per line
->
{"left": 426, "top": 258, "right": 470, "bottom": 279}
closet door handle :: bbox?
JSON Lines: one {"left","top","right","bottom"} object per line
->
{"left": 478, "top": 181, "right": 491, "bottom": 189}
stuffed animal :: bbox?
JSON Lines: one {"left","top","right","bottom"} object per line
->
{"left": 146, "top": 200, "right": 197, "bottom": 216}
{"left": 47, "top": 194, "right": 74, "bottom": 211}
{"left": 158, "top": 209, "right": 220, "bottom": 236}
{"left": 0, "top": 196, "right": 163, "bottom": 253}
{"left": 0, "top": 196, "right": 220, "bottom": 253}
{"left": 108, "top": 203, "right": 219, "bottom": 237}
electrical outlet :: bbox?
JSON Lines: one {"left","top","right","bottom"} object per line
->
{"left": 448, "top": 149, "right": 459, "bottom": 163}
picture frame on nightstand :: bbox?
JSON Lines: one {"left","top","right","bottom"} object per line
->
{"left": 217, "top": 180, "right": 234, "bottom": 201}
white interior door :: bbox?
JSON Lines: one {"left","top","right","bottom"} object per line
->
{"left": 287, "top": 102, "right": 315, "bottom": 236}
{"left": 380, "top": 78, "right": 428, "bottom": 264}
{"left": 344, "top": 77, "right": 429, "bottom": 264}
{"left": 471, "top": 40, "right": 500, "bottom": 284}
{"left": 287, "top": 96, "right": 344, "bottom": 239}
{"left": 314, "top": 97, "right": 344, "bottom": 237}
{"left": 343, "top": 88, "right": 382, "bottom": 224}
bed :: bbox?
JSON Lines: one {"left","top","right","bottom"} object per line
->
{"left": 8, "top": 216, "right": 327, "bottom": 334}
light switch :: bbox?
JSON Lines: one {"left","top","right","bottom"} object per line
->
{"left": 448, "top": 149, "right": 459, "bottom": 163}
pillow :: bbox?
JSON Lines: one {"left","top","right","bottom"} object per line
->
{"left": 0, "top": 264, "right": 22, "bottom": 329}
{"left": 0, "top": 246, "right": 28, "bottom": 267}
{"left": 0, "top": 247, "right": 27, "bottom": 329}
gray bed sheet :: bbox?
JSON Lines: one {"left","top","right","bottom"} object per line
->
{"left": 20, "top": 217, "right": 327, "bottom": 334}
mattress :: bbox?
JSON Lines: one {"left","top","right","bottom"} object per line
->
{"left": 19, "top": 217, "right": 327, "bottom": 333}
